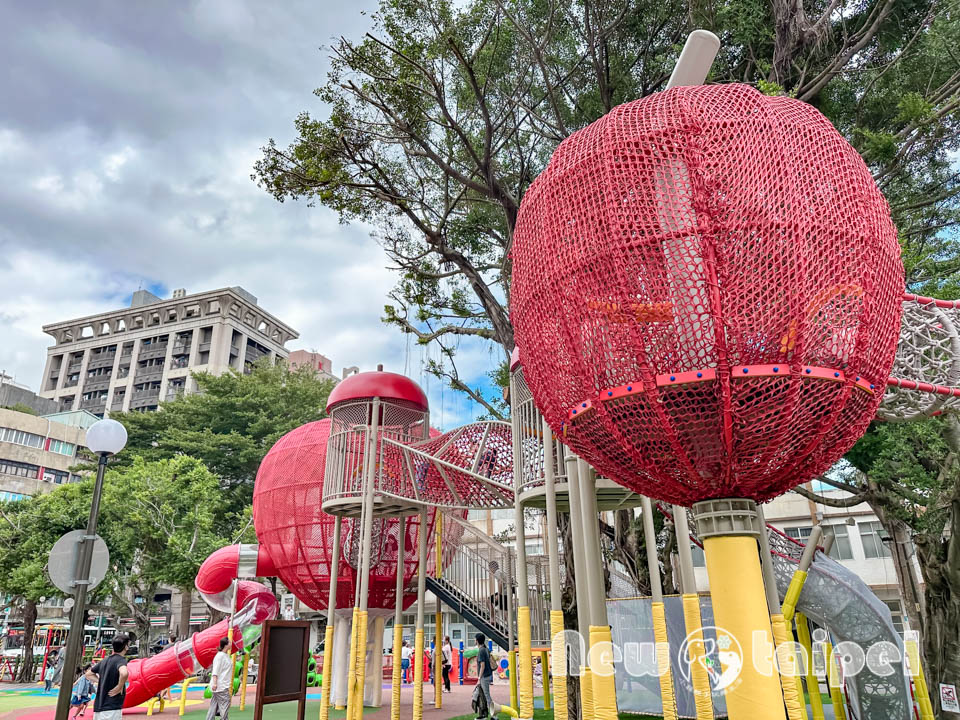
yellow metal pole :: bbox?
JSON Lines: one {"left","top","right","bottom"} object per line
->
{"left": 541, "top": 650, "right": 551, "bottom": 710}
{"left": 346, "top": 607, "right": 360, "bottom": 720}
{"left": 906, "top": 634, "right": 935, "bottom": 720}
{"left": 509, "top": 649, "right": 519, "bottom": 710}
{"left": 391, "top": 515, "right": 406, "bottom": 720}
{"left": 651, "top": 602, "right": 678, "bottom": 720}
{"left": 413, "top": 509, "right": 428, "bottom": 720}
{"left": 177, "top": 677, "right": 196, "bottom": 716}
{"left": 681, "top": 593, "right": 714, "bottom": 720}
{"left": 353, "top": 611, "right": 368, "bottom": 720}
{"left": 239, "top": 652, "right": 250, "bottom": 711}
{"left": 795, "top": 614, "right": 824, "bottom": 720}
{"left": 323, "top": 515, "right": 343, "bottom": 719}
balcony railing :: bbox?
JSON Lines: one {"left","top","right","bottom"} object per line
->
{"left": 84, "top": 378, "right": 111, "bottom": 392}
{"left": 80, "top": 397, "right": 107, "bottom": 411}
{"left": 132, "top": 386, "right": 161, "bottom": 399}
{"left": 87, "top": 355, "right": 116, "bottom": 371}
{"left": 171, "top": 342, "right": 191, "bottom": 355}
{"left": 135, "top": 368, "right": 164, "bottom": 383}
{"left": 64, "top": 379, "right": 79, "bottom": 388}
{"left": 198, "top": 341, "right": 211, "bottom": 352}
{"left": 110, "top": 396, "right": 126, "bottom": 410}
{"left": 138, "top": 344, "right": 169, "bottom": 361}
{"left": 67, "top": 363, "right": 83, "bottom": 374}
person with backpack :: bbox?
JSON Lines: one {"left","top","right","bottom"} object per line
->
{"left": 473, "top": 633, "right": 496, "bottom": 720}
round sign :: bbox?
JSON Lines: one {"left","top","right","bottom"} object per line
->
{"left": 63, "top": 598, "right": 75, "bottom": 610}
{"left": 48, "top": 530, "right": 110, "bottom": 595}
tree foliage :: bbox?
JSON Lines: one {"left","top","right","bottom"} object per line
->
{"left": 104, "top": 361, "right": 335, "bottom": 509}
{"left": 256, "top": 0, "right": 960, "bottom": 411}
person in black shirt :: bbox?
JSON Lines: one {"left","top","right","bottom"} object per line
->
{"left": 86, "top": 634, "right": 130, "bottom": 720}
{"left": 475, "top": 633, "right": 496, "bottom": 719}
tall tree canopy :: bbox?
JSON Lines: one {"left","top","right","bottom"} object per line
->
{"left": 256, "top": 0, "right": 960, "bottom": 413}
{"left": 105, "top": 361, "right": 335, "bottom": 509}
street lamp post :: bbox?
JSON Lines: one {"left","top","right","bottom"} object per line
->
{"left": 54, "top": 419, "right": 127, "bottom": 720}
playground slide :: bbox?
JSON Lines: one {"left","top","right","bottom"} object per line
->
{"left": 120, "top": 545, "right": 279, "bottom": 707}
{"left": 768, "top": 528, "right": 912, "bottom": 720}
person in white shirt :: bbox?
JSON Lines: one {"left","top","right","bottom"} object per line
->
{"left": 207, "top": 637, "right": 233, "bottom": 720}
{"left": 400, "top": 641, "right": 412, "bottom": 684}
{"left": 441, "top": 636, "right": 453, "bottom": 692}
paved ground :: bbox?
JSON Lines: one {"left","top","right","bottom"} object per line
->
{"left": 0, "top": 679, "right": 512, "bottom": 720}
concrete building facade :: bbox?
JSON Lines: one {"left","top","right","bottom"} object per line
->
{"left": 0, "top": 374, "right": 57, "bottom": 415}
{"left": 39, "top": 287, "right": 298, "bottom": 416}
{"left": 288, "top": 350, "right": 339, "bottom": 382}
{"left": 0, "top": 408, "right": 88, "bottom": 503}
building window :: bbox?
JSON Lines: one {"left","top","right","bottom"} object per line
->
{"left": 883, "top": 599, "right": 906, "bottom": 636}
{"left": 785, "top": 526, "right": 814, "bottom": 542}
{"left": 43, "top": 468, "right": 69, "bottom": 484}
{"left": 48, "top": 440, "right": 76, "bottom": 456}
{"left": 0, "top": 491, "right": 25, "bottom": 503}
{"left": 859, "top": 521, "right": 892, "bottom": 559}
{"left": 0, "top": 459, "right": 40, "bottom": 479}
{"left": 0, "top": 427, "right": 45, "bottom": 449}
{"left": 822, "top": 524, "right": 854, "bottom": 560}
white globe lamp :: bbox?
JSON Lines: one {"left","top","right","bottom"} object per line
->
{"left": 85, "top": 419, "right": 128, "bottom": 456}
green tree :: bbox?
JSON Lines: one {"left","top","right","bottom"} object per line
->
{"left": 255, "top": 0, "right": 959, "bottom": 413}
{"left": 103, "top": 361, "right": 335, "bottom": 510}
{"left": 98, "top": 456, "right": 230, "bottom": 647}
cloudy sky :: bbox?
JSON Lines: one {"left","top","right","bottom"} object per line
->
{"left": 0, "top": 0, "right": 497, "bottom": 429}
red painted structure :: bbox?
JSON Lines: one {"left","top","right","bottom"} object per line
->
{"left": 511, "top": 83, "right": 904, "bottom": 504}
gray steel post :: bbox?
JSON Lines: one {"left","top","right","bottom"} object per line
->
{"left": 395, "top": 515, "right": 406, "bottom": 626}
{"left": 328, "top": 516, "right": 343, "bottom": 617}
{"left": 54, "top": 454, "right": 108, "bottom": 720}
{"left": 641, "top": 496, "right": 663, "bottom": 603}
{"left": 564, "top": 454, "right": 590, "bottom": 639}
{"left": 756, "top": 506, "right": 783, "bottom": 613}
{"left": 577, "top": 460, "right": 608, "bottom": 627}
{"left": 416, "top": 510, "right": 428, "bottom": 631}
{"left": 542, "top": 421, "right": 562, "bottom": 609}
{"left": 358, "top": 398, "right": 381, "bottom": 613}
{"left": 671, "top": 505, "right": 697, "bottom": 595}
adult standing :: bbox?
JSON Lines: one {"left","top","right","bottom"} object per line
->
{"left": 206, "top": 637, "right": 233, "bottom": 720}
{"left": 475, "top": 633, "right": 496, "bottom": 719}
{"left": 400, "top": 640, "right": 412, "bottom": 683}
{"left": 441, "top": 636, "right": 452, "bottom": 693}
{"left": 85, "top": 634, "right": 130, "bottom": 720}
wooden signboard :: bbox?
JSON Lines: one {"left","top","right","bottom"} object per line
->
{"left": 253, "top": 620, "right": 310, "bottom": 720}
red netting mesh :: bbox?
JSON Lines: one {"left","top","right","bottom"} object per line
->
{"left": 252, "top": 419, "right": 464, "bottom": 610}
{"left": 510, "top": 84, "right": 903, "bottom": 505}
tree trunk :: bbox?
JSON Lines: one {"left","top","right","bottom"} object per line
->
{"left": 178, "top": 587, "right": 193, "bottom": 641}
{"left": 16, "top": 599, "right": 37, "bottom": 683}
{"left": 870, "top": 500, "right": 926, "bottom": 636}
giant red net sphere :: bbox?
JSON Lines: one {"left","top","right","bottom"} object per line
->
{"left": 511, "top": 84, "right": 903, "bottom": 505}
{"left": 253, "top": 419, "right": 455, "bottom": 610}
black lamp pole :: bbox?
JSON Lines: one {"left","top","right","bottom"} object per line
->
{"left": 54, "top": 453, "right": 109, "bottom": 720}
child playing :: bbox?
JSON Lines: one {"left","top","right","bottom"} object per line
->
{"left": 43, "top": 663, "right": 55, "bottom": 693}
{"left": 70, "top": 664, "right": 95, "bottom": 717}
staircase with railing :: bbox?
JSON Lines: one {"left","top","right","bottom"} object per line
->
{"left": 426, "top": 514, "right": 551, "bottom": 650}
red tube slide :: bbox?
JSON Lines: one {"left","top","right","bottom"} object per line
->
{"left": 122, "top": 544, "right": 278, "bottom": 707}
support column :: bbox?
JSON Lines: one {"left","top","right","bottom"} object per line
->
{"left": 673, "top": 505, "right": 713, "bottom": 720}
{"left": 510, "top": 371, "right": 533, "bottom": 720}
{"left": 413, "top": 509, "right": 428, "bottom": 720}
{"left": 564, "top": 454, "right": 592, "bottom": 720}
{"left": 642, "top": 497, "right": 677, "bottom": 720}
{"left": 391, "top": 516, "right": 406, "bottom": 720}
{"left": 578, "top": 462, "right": 616, "bottom": 720}
{"left": 435, "top": 512, "right": 443, "bottom": 709}
{"left": 542, "top": 422, "right": 567, "bottom": 720}
{"left": 321, "top": 516, "right": 343, "bottom": 720}
{"left": 693, "top": 499, "right": 786, "bottom": 720}
{"left": 352, "top": 398, "right": 381, "bottom": 720}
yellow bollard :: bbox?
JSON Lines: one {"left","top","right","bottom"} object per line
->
{"left": 517, "top": 607, "right": 534, "bottom": 719}
{"left": 353, "top": 610, "right": 368, "bottom": 720}
{"left": 390, "top": 623, "right": 403, "bottom": 720}
{"left": 549, "top": 611, "right": 568, "bottom": 720}
{"left": 652, "top": 602, "right": 678, "bottom": 720}
{"left": 681, "top": 594, "right": 714, "bottom": 720}
{"left": 321, "top": 622, "right": 336, "bottom": 720}
{"left": 413, "top": 627, "right": 425, "bottom": 720}
{"left": 178, "top": 676, "right": 196, "bottom": 717}
{"left": 541, "top": 650, "right": 551, "bottom": 710}
{"left": 795, "top": 614, "right": 824, "bottom": 720}
{"left": 346, "top": 607, "right": 360, "bottom": 720}
{"left": 588, "top": 626, "right": 618, "bottom": 720}
{"left": 239, "top": 652, "right": 250, "bottom": 711}
{"left": 581, "top": 666, "right": 594, "bottom": 720}
{"left": 509, "top": 649, "right": 518, "bottom": 711}
{"left": 770, "top": 613, "right": 805, "bottom": 720}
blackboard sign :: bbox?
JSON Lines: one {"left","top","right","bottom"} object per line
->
{"left": 254, "top": 620, "right": 310, "bottom": 720}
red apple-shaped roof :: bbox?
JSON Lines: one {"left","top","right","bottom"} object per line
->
{"left": 326, "top": 370, "right": 429, "bottom": 412}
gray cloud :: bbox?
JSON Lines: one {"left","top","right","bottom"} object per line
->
{"left": 0, "top": 0, "right": 492, "bottom": 429}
